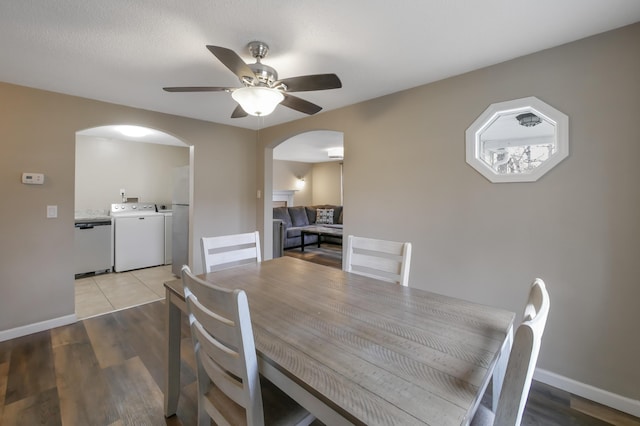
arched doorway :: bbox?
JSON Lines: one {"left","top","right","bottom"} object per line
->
{"left": 265, "top": 130, "right": 344, "bottom": 261}
{"left": 74, "top": 125, "right": 192, "bottom": 319}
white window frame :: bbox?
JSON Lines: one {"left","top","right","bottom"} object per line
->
{"left": 465, "top": 96, "right": 569, "bottom": 183}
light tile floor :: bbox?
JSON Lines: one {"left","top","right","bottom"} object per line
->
{"left": 75, "top": 265, "right": 177, "bottom": 319}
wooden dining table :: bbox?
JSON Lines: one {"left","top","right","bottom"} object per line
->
{"left": 164, "top": 256, "right": 514, "bottom": 425}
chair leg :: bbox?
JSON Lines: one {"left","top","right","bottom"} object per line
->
{"left": 197, "top": 395, "right": 211, "bottom": 426}
{"left": 195, "top": 349, "right": 213, "bottom": 426}
{"left": 296, "top": 412, "right": 317, "bottom": 426}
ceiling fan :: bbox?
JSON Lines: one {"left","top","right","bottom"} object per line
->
{"left": 163, "top": 41, "right": 342, "bottom": 118}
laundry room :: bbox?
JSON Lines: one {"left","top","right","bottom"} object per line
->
{"left": 74, "top": 125, "right": 189, "bottom": 319}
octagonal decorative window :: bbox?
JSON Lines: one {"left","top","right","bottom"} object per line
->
{"left": 466, "top": 97, "right": 569, "bottom": 183}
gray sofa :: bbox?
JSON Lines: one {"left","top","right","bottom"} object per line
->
{"left": 273, "top": 205, "right": 343, "bottom": 252}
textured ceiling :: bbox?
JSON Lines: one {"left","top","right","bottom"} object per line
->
{"left": 274, "top": 130, "right": 344, "bottom": 163}
{"left": 1, "top": 1, "right": 639, "bottom": 131}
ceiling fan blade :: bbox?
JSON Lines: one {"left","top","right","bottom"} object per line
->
{"left": 206, "top": 45, "right": 255, "bottom": 81}
{"left": 163, "top": 86, "right": 231, "bottom": 92}
{"left": 281, "top": 94, "right": 323, "bottom": 115}
{"left": 277, "top": 74, "right": 342, "bottom": 92}
{"left": 231, "top": 104, "right": 248, "bottom": 118}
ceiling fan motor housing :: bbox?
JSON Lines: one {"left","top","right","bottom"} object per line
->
{"left": 248, "top": 41, "right": 269, "bottom": 59}
{"left": 244, "top": 42, "right": 278, "bottom": 87}
{"left": 247, "top": 62, "right": 278, "bottom": 87}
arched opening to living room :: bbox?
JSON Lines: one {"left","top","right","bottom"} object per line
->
{"left": 266, "top": 130, "right": 344, "bottom": 268}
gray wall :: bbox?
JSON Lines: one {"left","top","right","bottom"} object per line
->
{"left": 75, "top": 136, "right": 189, "bottom": 210}
{"left": 273, "top": 160, "right": 313, "bottom": 206}
{"left": 0, "top": 83, "right": 256, "bottom": 332}
{"left": 272, "top": 159, "right": 342, "bottom": 206}
{"left": 311, "top": 161, "right": 342, "bottom": 205}
{"left": 257, "top": 24, "right": 640, "bottom": 401}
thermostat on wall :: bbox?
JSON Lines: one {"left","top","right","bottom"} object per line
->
{"left": 22, "top": 172, "right": 44, "bottom": 185}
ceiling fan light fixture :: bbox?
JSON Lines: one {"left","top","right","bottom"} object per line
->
{"left": 231, "top": 87, "right": 284, "bottom": 116}
{"left": 516, "top": 112, "right": 542, "bottom": 127}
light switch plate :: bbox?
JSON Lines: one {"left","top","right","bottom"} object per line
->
{"left": 47, "top": 205, "right": 58, "bottom": 218}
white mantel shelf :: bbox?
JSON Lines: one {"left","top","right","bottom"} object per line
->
{"left": 273, "top": 190, "right": 295, "bottom": 206}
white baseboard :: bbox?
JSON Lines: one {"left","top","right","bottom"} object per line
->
{"left": 535, "top": 368, "right": 640, "bottom": 418}
{"left": 0, "top": 314, "right": 77, "bottom": 342}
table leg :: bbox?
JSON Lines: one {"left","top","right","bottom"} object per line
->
{"left": 259, "top": 359, "right": 352, "bottom": 426}
{"left": 301, "top": 232, "right": 306, "bottom": 252}
{"left": 492, "top": 325, "right": 513, "bottom": 412}
{"left": 164, "top": 289, "right": 182, "bottom": 417}
{"left": 317, "top": 233, "right": 321, "bottom": 248}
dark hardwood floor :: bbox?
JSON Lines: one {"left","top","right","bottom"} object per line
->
{"left": 1, "top": 299, "right": 638, "bottom": 425}
{"left": 0, "top": 300, "right": 199, "bottom": 425}
{"left": 283, "top": 242, "right": 343, "bottom": 269}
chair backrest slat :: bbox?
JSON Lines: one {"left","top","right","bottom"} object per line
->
{"left": 185, "top": 265, "right": 238, "bottom": 319}
{"left": 202, "top": 231, "right": 262, "bottom": 273}
{"left": 193, "top": 325, "right": 248, "bottom": 406}
{"left": 344, "top": 235, "right": 412, "bottom": 286}
{"left": 208, "top": 247, "right": 262, "bottom": 267}
{"left": 350, "top": 252, "right": 403, "bottom": 275}
{"left": 189, "top": 300, "right": 243, "bottom": 375}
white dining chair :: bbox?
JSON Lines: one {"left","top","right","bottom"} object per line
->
{"left": 181, "top": 265, "right": 315, "bottom": 426}
{"left": 471, "top": 278, "right": 551, "bottom": 426}
{"left": 344, "top": 235, "right": 412, "bottom": 286}
{"left": 201, "top": 231, "right": 261, "bottom": 273}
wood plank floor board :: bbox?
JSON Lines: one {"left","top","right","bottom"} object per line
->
{"left": 0, "top": 338, "right": 12, "bottom": 363}
{"left": 178, "top": 336, "right": 198, "bottom": 388}
{"left": 572, "top": 396, "right": 640, "bottom": 426}
{"left": 51, "top": 321, "right": 120, "bottom": 425}
{"left": 520, "top": 395, "right": 610, "bottom": 426}
{"left": 50, "top": 320, "right": 88, "bottom": 348}
{"left": 112, "top": 300, "right": 172, "bottom": 391}
{"left": 0, "top": 361, "right": 9, "bottom": 420}
{"left": 0, "top": 387, "right": 62, "bottom": 426}
{"left": 103, "top": 356, "right": 166, "bottom": 425}
{"left": 480, "top": 380, "right": 640, "bottom": 426}
{"left": 4, "top": 331, "right": 57, "bottom": 406}
{"left": 84, "top": 312, "right": 137, "bottom": 369}
{"left": 164, "top": 379, "right": 199, "bottom": 426}
{"left": 2, "top": 299, "right": 639, "bottom": 426}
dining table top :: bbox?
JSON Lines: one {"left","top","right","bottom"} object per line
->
{"left": 164, "top": 256, "right": 514, "bottom": 425}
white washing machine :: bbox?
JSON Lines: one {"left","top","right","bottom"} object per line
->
{"left": 111, "top": 203, "right": 165, "bottom": 272}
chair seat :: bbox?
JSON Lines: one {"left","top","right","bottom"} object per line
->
{"left": 204, "top": 376, "right": 314, "bottom": 426}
